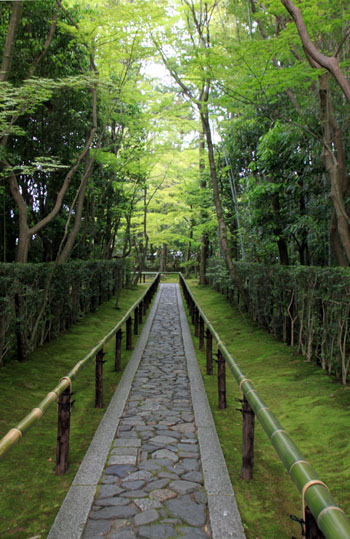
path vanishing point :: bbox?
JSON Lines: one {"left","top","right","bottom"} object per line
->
{"left": 48, "top": 283, "right": 245, "bottom": 539}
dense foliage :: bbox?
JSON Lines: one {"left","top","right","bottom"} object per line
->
{"left": 0, "top": 259, "right": 125, "bottom": 365}
{"left": 1, "top": 0, "right": 350, "bottom": 378}
{"left": 207, "top": 258, "right": 350, "bottom": 384}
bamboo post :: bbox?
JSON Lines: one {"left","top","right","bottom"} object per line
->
{"left": 56, "top": 386, "right": 72, "bottom": 475}
{"left": 95, "top": 348, "right": 105, "bottom": 408}
{"left": 199, "top": 316, "right": 204, "bottom": 350}
{"left": 241, "top": 395, "right": 255, "bottom": 480}
{"left": 206, "top": 328, "right": 213, "bottom": 375}
{"left": 217, "top": 349, "right": 227, "bottom": 409}
{"left": 126, "top": 317, "right": 132, "bottom": 350}
{"left": 115, "top": 329, "right": 122, "bottom": 372}
{"left": 134, "top": 306, "right": 139, "bottom": 335}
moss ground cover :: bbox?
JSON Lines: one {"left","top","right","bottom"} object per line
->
{"left": 185, "top": 279, "right": 350, "bottom": 539}
{"left": 0, "top": 284, "right": 149, "bottom": 538}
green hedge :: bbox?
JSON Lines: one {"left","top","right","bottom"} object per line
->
{"left": 206, "top": 259, "right": 350, "bottom": 384}
{"left": 0, "top": 260, "right": 126, "bottom": 365}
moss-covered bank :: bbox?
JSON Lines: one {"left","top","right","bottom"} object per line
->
{"left": 0, "top": 285, "right": 147, "bottom": 538}
{"left": 186, "top": 279, "right": 350, "bottom": 539}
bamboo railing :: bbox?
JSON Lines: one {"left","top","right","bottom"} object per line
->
{"left": 179, "top": 273, "right": 350, "bottom": 539}
{"left": 0, "top": 274, "right": 160, "bottom": 469}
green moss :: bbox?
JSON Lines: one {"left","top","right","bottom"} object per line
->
{"left": 186, "top": 280, "right": 350, "bottom": 539}
{"left": 0, "top": 285, "right": 148, "bottom": 538}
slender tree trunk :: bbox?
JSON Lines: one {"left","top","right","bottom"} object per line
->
{"left": 272, "top": 193, "right": 289, "bottom": 265}
{"left": 199, "top": 233, "right": 208, "bottom": 284}
{"left": 160, "top": 243, "right": 167, "bottom": 272}
{"left": 0, "top": 1, "right": 23, "bottom": 82}
{"left": 200, "top": 112, "right": 248, "bottom": 303}
{"left": 319, "top": 73, "right": 350, "bottom": 264}
{"left": 185, "top": 223, "right": 193, "bottom": 278}
{"left": 199, "top": 127, "right": 208, "bottom": 285}
{"left": 56, "top": 154, "right": 93, "bottom": 264}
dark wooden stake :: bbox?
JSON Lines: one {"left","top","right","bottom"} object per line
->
{"left": 199, "top": 316, "right": 204, "bottom": 350}
{"left": 56, "top": 386, "right": 72, "bottom": 475}
{"left": 241, "top": 395, "right": 255, "bottom": 480}
{"left": 95, "top": 348, "right": 105, "bottom": 408}
{"left": 115, "top": 329, "right": 122, "bottom": 372}
{"left": 217, "top": 349, "right": 227, "bottom": 409}
{"left": 134, "top": 306, "right": 139, "bottom": 335}
{"left": 139, "top": 301, "right": 143, "bottom": 324}
{"left": 126, "top": 317, "right": 132, "bottom": 350}
{"left": 191, "top": 299, "right": 195, "bottom": 325}
{"left": 143, "top": 298, "right": 147, "bottom": 315}
{"left": 194, "top": 307, "right": 199, "bottom": 337}
{"left": 206, "top": 329, "right": 213, "bottom": 375}
{"left": 305, "top": 506, "right": 326, "bottom": 539}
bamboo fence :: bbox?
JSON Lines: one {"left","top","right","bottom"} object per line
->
{"left": 179, "top": 273, "right": 350, "bottom": 539}
{"left": 0, "top": 274, "right": 160, "bottom": 460}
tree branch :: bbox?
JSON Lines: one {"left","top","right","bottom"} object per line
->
{"left": 281, "top": 0, "right": 350, "bottom": 104}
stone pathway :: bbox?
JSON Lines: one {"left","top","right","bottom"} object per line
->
{"left": 83, "top": 284, "right": 211, "bottom": 539}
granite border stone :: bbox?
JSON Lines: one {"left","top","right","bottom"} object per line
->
{"left": 176, "top": 284, "right": 246, "bottom": 539}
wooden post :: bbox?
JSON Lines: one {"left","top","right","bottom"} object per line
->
{"left": 191, "top": 298, "right": 195, "bottom": 325}
{"left": 56, "top": 386, "right": 72, "bottom": 475}
{"left": 206, "top": 329, "right": 213, "bottom": 375}
{"left": 241, "top": 395, "right": 255, "bottom": 480}
{"left": 305, "top": 506, "right": 326, "bottom": 539}
{"left": 95, "top": 348, "right": 105, "bottom": 408}
{"left": 199, "top": 316, "right": 204, "bottom": 350}
{"left": 217, "top": 349, "right": 227, "bottom": 409}
{"left": 194, "top": 307, "right": 199, "bottom": 337}
{"left": 143, "top": 273, "right": 146, "bottom": 283}
{"left": 139, "top": 301, "right": 143, "bottom": 324}
{"left": 134, "top": 306, "right": 139, "bottom": 335}
{"left": 126, "top": 317, "right": 132, "bottom": 350}
{"left": 143, "top": 297, "right": 147, "bottom": 315}
{"left": 115, "top": 329, "right": 122, "bottom": 372}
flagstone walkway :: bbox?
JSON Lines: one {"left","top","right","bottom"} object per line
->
{"left": 48, "top": 284, "right": 245, "bottom": 539}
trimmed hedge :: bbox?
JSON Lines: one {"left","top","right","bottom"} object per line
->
{"left": 206, "top": 259, "right": 350, "bottom": 384}
{"left": 0, "top": 260, "right": 126, "bottom": 365}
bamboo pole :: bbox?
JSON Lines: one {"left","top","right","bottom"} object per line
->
{"left": 0, "top": 274, "right": 160, "bottom": 460}
{"left": 178, "top": 273, "right": 350, "bottom": 539}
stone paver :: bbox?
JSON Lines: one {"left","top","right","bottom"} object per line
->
{"left": 82, "top": 284, "right": 211, "bottom": 538}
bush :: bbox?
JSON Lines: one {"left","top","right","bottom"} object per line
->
{"left": 206, "top": 259, "right": 350, "bottom": 384}
{"left": 0, "top": 260, "right": 125, "bottom": 365}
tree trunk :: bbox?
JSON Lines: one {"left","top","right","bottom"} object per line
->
{"left": 160, "top": 243, "right": 167, "bottom": 272}
{"left": 272, "top": 193, "right": 289, "bottom": 265}
{"left": 56, "top": 154, "right": 93, "bottom": 264}
{"left": 319, "top": 73, "right": 350, "bottom": 264}
{"left": 199, "top": 127, "right": 208, "bottom": 285}
{"left": 0, "top": 1, "right": 23, "bottom": 82}
{"left": 199, "top": 233, "right": 208, "bottom": 284}
{"left": 200, "top": 112, "right": 248, "bottom": 304}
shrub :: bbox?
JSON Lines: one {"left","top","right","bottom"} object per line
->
{"left": 0, "top": 260, "right": 125, "bottom": 365}
{"left": 206, "top": 259, "right": 350, "bottom": 384}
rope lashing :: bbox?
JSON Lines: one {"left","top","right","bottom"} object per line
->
{"left": 239, "top": 378, "right": 253, "bottom": 396}
{"left": 302, "top": 480, "right": 328, "bottom": 522}
{"left": 59, "top": 376, "right": 72, "bottom": 393}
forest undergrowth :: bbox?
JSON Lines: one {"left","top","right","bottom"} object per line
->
{"left": 0, "top": 284, "right": 148, "bottom": 538}
{"left": 185, "top": 280, "right": 350, "bottom": 539}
